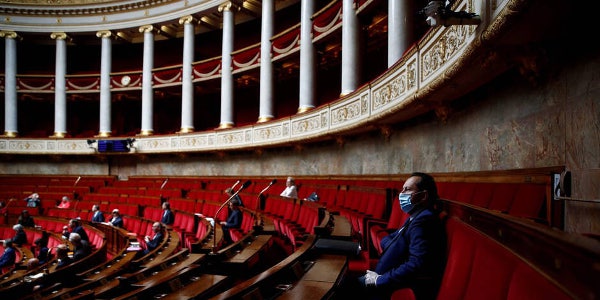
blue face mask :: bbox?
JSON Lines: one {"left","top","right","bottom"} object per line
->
{"left": 399, "top": 191, "right": 425, "bottom": 213}
{"left": 399, "top": 193, "right": 414, "bottom": 213}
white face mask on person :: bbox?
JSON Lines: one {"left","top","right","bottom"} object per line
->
{"left": 399, "top": 191, "right": 425, "bottom": 214}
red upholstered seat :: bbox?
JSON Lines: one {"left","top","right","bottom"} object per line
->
{"left": 508, "top": 184, "right": 547, "bottom": 220}
{"left": 392, "top": 217, "right": 572, "bottom": 300}
{"left": 454, "top": 182, "right": 477, "bottom": 204}
{"left": 470, "top": 182, "right": 495, "bottom": 208}
{"left": 488, "top": 183, "right": 519, "bottom": 213}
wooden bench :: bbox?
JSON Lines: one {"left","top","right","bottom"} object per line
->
{"left": 277, "top": 254, "right": 347, "bottom": 300}
{"left": 208, "top": 235, "right": 319, "bottom": 300}
{"left": 115, "top": 265, "right": 228, "bottom": 300}
{"left": 93, "top": 250, "right": 205, "bottom": 298}
{"left": 206, "top": 234, "right": 274, "bottom": 275}
{"left": 26, "top": 249, "right": 137, "bottom": 300}
{"left": 0, "top": 227, "right": 106, "bottom": 298}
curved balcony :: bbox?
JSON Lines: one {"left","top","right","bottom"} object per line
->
{"left": 0, "top": 0, "right": 529, "bottom": 155}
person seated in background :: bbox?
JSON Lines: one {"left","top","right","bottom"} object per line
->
{"left": 67, "top": 218, "right": 89, "bottom": 242}
{"left": 90, "top": 204, "right": 105, "bottom": 223}
{"left": 108, "top": 209, "right": 124, "bottom": 228}
{"left": 0, "top": 239, "right": 16, "bottom": 273}
{"left": 12, "top": 224, "right": 28, "bottom": 247}
{"left": 304, "top": 191, "right": 320, "bottom": 202}
{"left": 0, "top": 200, "right": 7, "bottom": 216}
{"left": 143, "top": 222, "right": 165, "bottom": 255}
{"left": 24, "top": 193, "right": 41, "bottom": 208}
{"left": 355, "top": 172, "right": 447, "bottom": 300}
{"left": 33, "top": 237, "right": 50, "bottom": 265}
{"left": 160, "top": 201, "right": 175, "bottom": 226}
{"left": 69, "top": 232, "right": 91, "bottom": 261}
{"left": 54, "top": 244, "right": 72, "bottom": 269}
{"left": 17, "top": 209, "right": 36, "bottom": 227}
{"left": 220, "top": 199, "right": 243, "bottom": 245}
{"left": 61, "top": 225, "right": 70, "bottom": 240}
{"left": 280, "top": 176, "right": 298, "bottom": 200}
{"left": 225, "top": 187, "right": 244, "bottom": 207}
{"left": 57, "top": 196, "right": 72, "bottom": 209}
{"left": 26, "top": 257, "right": 40, "bottom": 271}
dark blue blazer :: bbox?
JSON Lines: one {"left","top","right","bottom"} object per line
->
{"left": 0, "top": 246, "right": 16, "bottom": 268}
{"left": 224, "top": 209, "right": 242, "bottom": 229}
{"left": 73, "top": 240, "right": 91, "bottom": 261}
{"left": 13, "top": 230, "right": 28, "bottom": 247}
{"left": 146, "top": 231, "right": 165, "bottom": 252}
{"left": 110, "top": 216, "right": 124, "bottom": 228}
{"left": 161, "top": 209, "right": 175, "bottom": 225}
{"left": 56, "top": 256, "right": 72, "bottom": 269}
{"left": 91, "top": 211, "right": 105, "bottom": 223}
{"left": 374, "top": 208, "right": 446, "bottom": 297}
{"left": 73, "top": 226, "right": 89, "bottom": 242}
{"left": 37, "top": 246, "right": 49, "bottom": 264}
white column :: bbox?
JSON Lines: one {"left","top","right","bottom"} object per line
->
{"left": 341, "top": 0, "right": 360, "bottom": 96}
{"left": 179, "top": 16, "right": 195, "bottom": 133}
{"left": 51, "top": 32, "right": 68, "bottom": 138}
{"left": 258, "top": 0, "right": 275, "bottom": 123}
{"left": 1, "top": 31, "right": 18, "bottom": 137}
{"left": 139, "top": 25, "right": 155, "bottom": 136}
{"left": 388, "top": 0, "right": 416, "bottom": 67}
{"left": 96, "top": 30, "right": 112, "bottom": 137}
{"left": 218, "top": 2, "right": 238, "bottom": 129}
{"left": 299, "top": 0, "right": 316, "bottom": 113}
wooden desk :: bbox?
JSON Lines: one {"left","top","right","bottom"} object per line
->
{"left": 279, "top": 254, "right": 347, "bottom": 300}
{"left": 159, "top": 273, "right": 229, "bottom": 300}
{"left": 330, "top": 215, "right": 352, "bottom": 239}
{"left": 115, "top": 266, "right": 229, "bottom": 300}
{"left": 208, "top": 235, "right": 318, "bottom": 300}
{"left": 226, "top": 235, "right": 272, "bottom": 263}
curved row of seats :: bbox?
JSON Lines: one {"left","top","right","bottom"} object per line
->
{"left": 1, "top": 171, "right": 592, "bottom": 300}
{"left": 0, "top": 220, "right": 107, "bottom": 298}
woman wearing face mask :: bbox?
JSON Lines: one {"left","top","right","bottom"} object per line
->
{"left": 356, "top": 172, "right": 447, "bottom": 300}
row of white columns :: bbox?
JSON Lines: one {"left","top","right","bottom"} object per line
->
{"left": 1, "top": 0, "right": 414, "bottom": 138}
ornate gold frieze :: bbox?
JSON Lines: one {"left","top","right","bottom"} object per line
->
{"left": 0, "top": 0, "right": 175, "bottom": 15}
{"left": 217, "top": 131, "right": 244, "bottom": 145}
{"left": 331, "top": 99, "right": 362, "bottom": 126}
{"left": 254, "top": 125, "right": 283, "bottom": 142}
{"left": 291, "top": 113, "right": 322, "bottom": 135}
{"left": 372, "top": 70, "right": 407, "bottom": 111}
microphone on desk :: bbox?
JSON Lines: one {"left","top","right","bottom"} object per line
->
{"left": 255, "top": 179, "right": 277, "bottom": 227}
{"left": 160, "top": 178, "right": 169, "bottom": 190}
{"left": 231, "top": 180, "right": 241, "bottom": 190}
{"left": 259, "top": 179, "right": 277, "bottom": 196}
{"left": 212, "top": 180, "right": 251, "bottom": 253}
{"left": 159, "top": 178, "right": 169, "bottom": 203}
{"left": 73, "top": 176, "right": 82, "bottom": 200}
{"left": 239, "top": 180, "right": 252, "bottom": 191}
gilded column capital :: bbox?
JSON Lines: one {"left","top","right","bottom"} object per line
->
{"left": 218, "top": 1, "right": 240, "bottom": 13}
{"left": 178, "top": 15, "right": 197, "bottom": 25}
{"left": 0, "top": 31, "right": 19, "bottom": 39}
{"left": 50, "top": 32, "right": 70, "bottom": 41}
{"left": 139, "top": 25, "right": 155, "bottom": 34}
{"left": 96, "top": 30, "right": 112, "bottom": 38}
